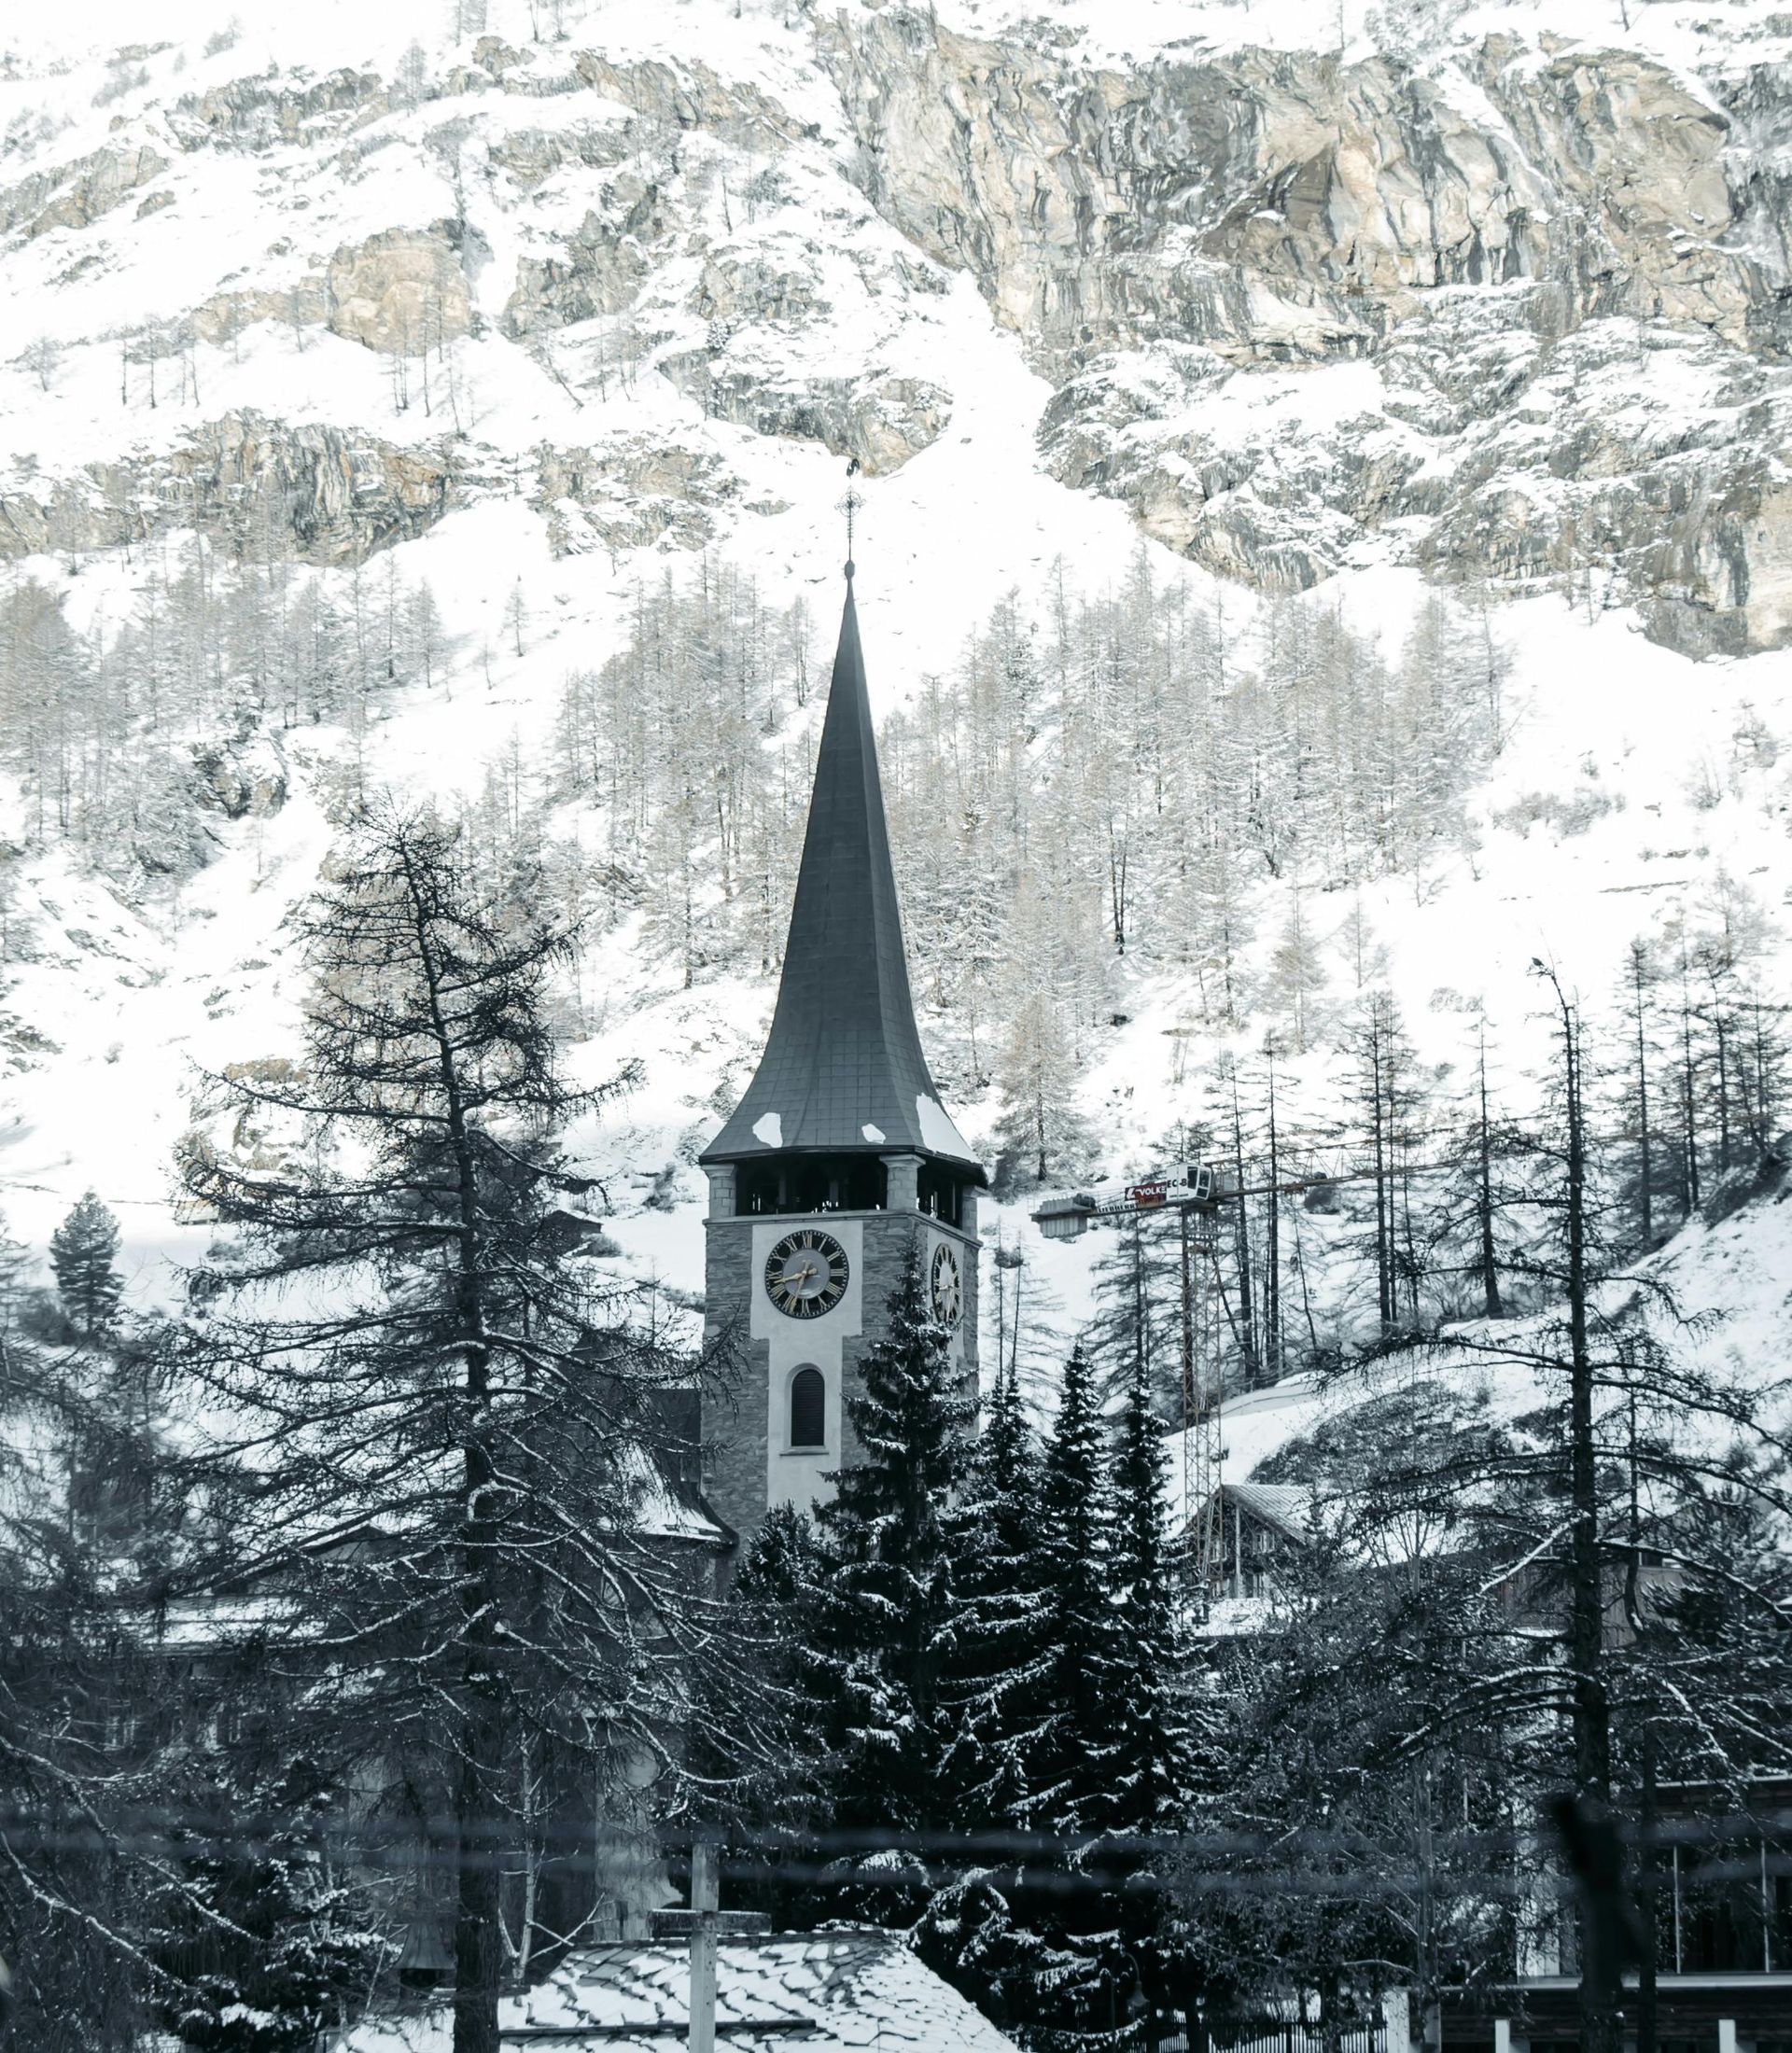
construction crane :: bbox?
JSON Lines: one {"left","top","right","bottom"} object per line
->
{"left": 1031, "top": 1142, "right": 1453, "bottom": 1609}
{"left": 1033, "top": 1166, "right": 1228, "bottom": 1607}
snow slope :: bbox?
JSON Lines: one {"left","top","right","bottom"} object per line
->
{"left": 2, "top": 0, "right": 1791, "bottom": 1456}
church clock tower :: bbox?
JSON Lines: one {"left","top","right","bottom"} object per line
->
{"left": 698, "top": 562, "right": 984, "bottom": 1543}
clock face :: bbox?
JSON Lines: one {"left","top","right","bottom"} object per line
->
{"left": 931, "top": 1243, "right": 962, "bottom": 1328}
{"left": 764, "top": 1229, "right": 850, "bottom": 1320}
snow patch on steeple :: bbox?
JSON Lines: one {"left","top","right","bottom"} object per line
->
{"left": 915, "top": 1095, "right": 973, "bottom": 1162}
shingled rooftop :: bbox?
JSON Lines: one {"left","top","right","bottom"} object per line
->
{"left": 335, "top": 1930, "right": 1019, "bottom": 2051}
{"left": 698, "top": 566, "right": 980, "bottom": 1177}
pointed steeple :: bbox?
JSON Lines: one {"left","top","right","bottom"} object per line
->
{"left": 701, "top": 565, "right": 981, "bottom": 1176}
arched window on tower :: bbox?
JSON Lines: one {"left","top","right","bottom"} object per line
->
{"left": 790, "top": 1366, "right": 826, "bottom": 1451}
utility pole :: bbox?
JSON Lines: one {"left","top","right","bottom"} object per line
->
{"left": 690, "top": 1832, "right": 719, "bottom": 2053}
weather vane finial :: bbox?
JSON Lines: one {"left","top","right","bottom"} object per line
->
{"left": 837, "top": 456, "right": 862, "bottom": 579}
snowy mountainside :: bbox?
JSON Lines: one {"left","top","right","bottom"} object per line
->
{"left": 3, "top": 0, "right": 1792, "bottom": 1446}
{"left": 1163, "top": 1148, "right": 1792, "bottom": 1529}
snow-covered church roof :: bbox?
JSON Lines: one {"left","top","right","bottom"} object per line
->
{"left": 699, "top": 566, "right": 983, "bottom": 1180}
{"left": 336, "top": 1930, "right": 1018, "bottom": 2052}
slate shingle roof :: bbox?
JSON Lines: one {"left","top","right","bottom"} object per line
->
{"left": 699, "top": 570, "right": 981, "bottom": 1179}
{"left": 335, "top": 1932, "right": 1019, "bottom": 2052}
{"left": 509, "top": 1931, "right": 1018, "bottom": 2048}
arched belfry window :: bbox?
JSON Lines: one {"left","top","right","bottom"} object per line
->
{"left": 790, "top": 1366, "right": 826, "bottom": 1451}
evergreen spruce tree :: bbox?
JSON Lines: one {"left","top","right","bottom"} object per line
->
{"left": 1035, "top": 1344, "right": 1125, "bottom": 1833}
{"left": 152, "top": 1758, "right": 379, "bottom": 2053}
{"left": 805, "top": 1247, "right": 973, "bottom": 1898}
{"left": 1106, "top": 1358, "right": 1192, "bottom": 1837}
{"left": 1103, "top": 1359, "right": 1212, "bottom": 2046}
{"left": 919, "top": 1360, "right": 1060, "bottom": 2029}
{"left": 939, "top": 1359, "right": 1054, "bottom": 1831}
{"left": 49, "top": 1191, "right": 123, "bottom": 1336}
{"left": 1027, "top": 1343, "right": 1138, "bottom": 2045}
{"left": 710, "top": 1504, "right": 830, "bottom": 1927}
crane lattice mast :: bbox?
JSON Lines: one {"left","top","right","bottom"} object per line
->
{"left": 1031, "top": 1143, "right": 1452, "bottom": 1610}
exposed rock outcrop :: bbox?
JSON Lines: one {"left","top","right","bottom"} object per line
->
{"left": 504, "top": 175, "right": 681, "bottom": 335}
{"left": 188, "top": 223, "right": 475, "bottom": 353}
{"left": 192, "top": 736, "right": 289, "bottom": 818}
{"left": 0, "top": 145, "right": 167, "bottom": 238}
{"left": 0, "top": 413, "right": 455, "bottom": 565}
{"left": 818, "top": 7, "right": 1792, "bottom": 649}
{"left": 326, "top": 222, "right": 473, "bottom": 352}
{"left": 661, "top": 357, "right": 949, "bottom": 474}
{"left": 1041, "top": 316, "right": 1792, "bottom": 652}
{"left": 568, "top": 50, "right": 808, "bottom": 153}
{"left": 8, "top": 16, "right": 1792, "bottom": 649}
{"left": 168, "top": 67, "right": 388, "bottom": 150}
{"left": 820, "top": 15, "right": 1774, "bottom": 371}
{"left": 534, "top": 438, "right": 747, "bottom": 554}
{"left": 485, "top": 122, "right": 635, "bottom": 192}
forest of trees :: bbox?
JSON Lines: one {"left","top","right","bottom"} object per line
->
{"left": 0, "top": 547, "right": 1788, "bottom": 2050}
{"left": 0, "top": 540, "right": 448, "bottom": 885}
{"left": 0, "top": 807, "right": 1785, "bottom": 2050}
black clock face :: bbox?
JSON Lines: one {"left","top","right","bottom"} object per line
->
{"left": 765, "top": 1229, "right": 850, "bottom": 1320}
{"left": 931, "top": 1243, "right": 962, "bottom": 1328}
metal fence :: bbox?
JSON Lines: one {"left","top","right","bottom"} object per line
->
{"left": 1158, "top": 2024, "right": 1389, "bottom": 2053}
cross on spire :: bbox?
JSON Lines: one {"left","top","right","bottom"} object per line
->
{"left": 837, "top": 460, "right": 862, "bottom": 576}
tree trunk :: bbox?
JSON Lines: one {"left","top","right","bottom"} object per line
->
{"left": 1637, "top": 1720, "right": 1659, "bottom": 2053}
{"left": 1557, "top": 982, "right": 1619, "bottom": 2053}
{"left": 1477, "top": 1028, "right": 1504, "bottom": 1318}
{"left": 454, "top": 1687, "right": 506, "bottom": 2053}
{"left": 1264, "top": 1061, "right": 1281, "bottom": 1383}
{"left": 1678, "top": 963, "right": 1701, "bottom": 1216}
{"left": 401, "top": 838, "right": 508, "bottom": 2053}
{"left": 1631, "top": 949, "right": 1654, "bottom": 1252}
{"left": 1229, "top": 1071, "right": 1258, "bottom": 1386}
{"left": 1369, "top": 1012, "right": 1393, "bottom": 1331}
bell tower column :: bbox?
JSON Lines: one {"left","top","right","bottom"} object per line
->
{"left": 883, "top": 1153, "right": 921, "bottom": 1212}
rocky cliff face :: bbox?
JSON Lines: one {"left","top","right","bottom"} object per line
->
{"left": 819, "top": 11, "right": 1792, "bottom": 650}
{"left": 0, "top": 413, "right": 455, "bottom": 565}
{"left": 5, "top": 6, "right": 1791, "bottom": 650}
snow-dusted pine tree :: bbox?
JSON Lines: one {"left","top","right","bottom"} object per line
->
{"left": 176, "top": 803, "right": 731, "bottom": 2053}
{"left": 799, "top": 1246, "right": 973, "bottom": 1887}
{"left": 49, "top": 1190, "right": 123, "bottom": 1336}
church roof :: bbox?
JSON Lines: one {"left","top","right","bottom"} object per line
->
{"left": 700, "top": 566, "right": 981, "bottom": 1178}
{"left": 333, "top": 1932, "right": 1020, "bottom": 2052}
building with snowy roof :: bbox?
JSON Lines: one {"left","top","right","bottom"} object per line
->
{"left": 1192, "top": 1479, "right": 1320, "bottom": 1608}
{"left": 335, "top": 1930, "right": 1019, "bottom": 2053}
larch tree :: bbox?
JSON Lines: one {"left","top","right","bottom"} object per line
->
{"left": 994, "top": 989, "right": 1088, "bottom": 1188}
{"left": 175, "top": 802, "right": 739, "bottom": 2053}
